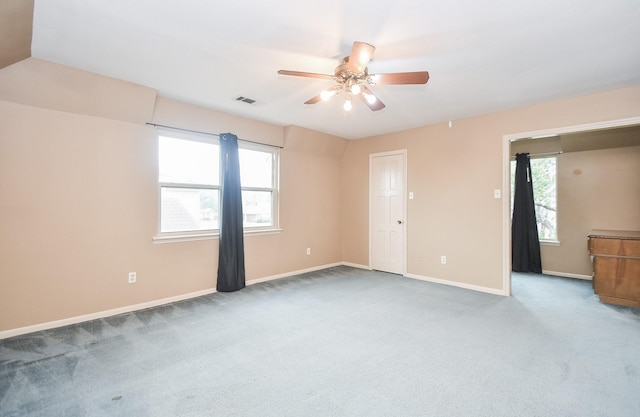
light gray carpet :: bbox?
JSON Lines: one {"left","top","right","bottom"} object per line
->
{"left": 1, "top": 266, "right": 639, "bottom": 417}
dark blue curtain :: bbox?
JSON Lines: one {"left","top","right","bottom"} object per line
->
{"left": 512, "top": 153, "right": 542, "bottom": 273}
{"left": 217, "top": 133, "right": 246, "bottom": 292}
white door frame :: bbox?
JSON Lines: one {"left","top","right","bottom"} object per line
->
{"left": 501, "top": 116, "right": 640, "bottom": 296}
{"left": 369, "top": 149, "right": 408, "bottom": 275}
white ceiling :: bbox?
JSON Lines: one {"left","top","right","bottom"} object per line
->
{"left": 30, "top": 0, "right": 640, "bottom": 139}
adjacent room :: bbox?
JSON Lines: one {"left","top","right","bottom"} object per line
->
{"left": 1, "top": 1, "right": 639, "bottom": 416}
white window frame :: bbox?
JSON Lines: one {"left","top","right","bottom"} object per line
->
{"left": 154, "top": 130, "right": 280, "bottom": 243}
{"left": 237, "top": 141, "right": 280, "bottom": 234}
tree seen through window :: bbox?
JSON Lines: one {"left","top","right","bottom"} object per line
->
{"left": 510, "top": 156, "right": 557, "bottom": 241}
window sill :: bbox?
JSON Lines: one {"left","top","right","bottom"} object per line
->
{"left": 152, "top": 228, "right": 283, "bottom": 244}
{"left": 540, "top": 239, "right": 560, "bottom": 246}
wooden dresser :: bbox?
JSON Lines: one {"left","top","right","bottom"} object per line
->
{"left": 588, "top": 230, "right": 640, "bottom": 308}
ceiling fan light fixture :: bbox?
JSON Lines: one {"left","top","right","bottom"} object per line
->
{"left": 320, "top": 90, "right": 336, "bottom": 101}
{"left": 351, "top": 83, "right": 361, "bottom": 95}
{"left": 343, "top": 97, "right": 352, "bottom": 111}
{"left": 363, "top": 93, "right": 377, "bottom": 105}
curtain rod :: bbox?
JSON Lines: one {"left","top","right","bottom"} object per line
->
{"left": 512, "top": 151, "right": 563, "bottom": 158}
{"left": 146, "top": 123, "right": 283, "bottom": 149}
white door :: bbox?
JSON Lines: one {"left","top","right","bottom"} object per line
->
{"left": 370, "top": 151, "right": 406, "bottom": 274}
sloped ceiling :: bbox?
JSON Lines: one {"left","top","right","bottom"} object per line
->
{"left": 5, "top": 1, "right": 640, "bottom": 139}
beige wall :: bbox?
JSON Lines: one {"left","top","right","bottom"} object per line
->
{"left": 152, "top": 96, "right": 284, "bottom": 148}
{"left": 541, "top": 146, "right": 640, "bottom": 276}
{"left": 0, "top": 0, "right": 33, "bottom": 69}
{"left": 341, "top": 86, "right": 640, "bottom": 291}
{"left": 341, "top": 119, "right": 506, "bottom": 289}
{"left": 0, "top": 59, "right": 346, "bottom": 332}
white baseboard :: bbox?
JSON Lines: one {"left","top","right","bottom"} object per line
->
{"left": 542, "top": 270, "right": 593, "bottom": 281}
{"left": 5, "top": 263, "right": 504, "bottom": 339}
{"left": 0, "top": 288, "right": 217, "bottom": 340}
{"left": 340, "top": 262, "right": 370, "bottom": 270}
{"left": 246, "top": 262, "right": 343, "bottom": 285}
{"left": 0, "top": 262, "right": 358, "bottom": 340}
{"left": 404, "top": 273, "right": 508, "bottom": 296}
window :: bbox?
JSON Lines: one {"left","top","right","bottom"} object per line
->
{"left": 510, "top": 156, "right": 557, "bottom": 241}
{"left": 158, "top": 132, "right": 278, "bottom": 236}
{"left": 238, "top": 145, "right": 276, "bottom": 227}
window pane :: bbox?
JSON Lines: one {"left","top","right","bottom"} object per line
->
{"left": 530, "top": 158, "right": 557, "bottom": 240}
{"left": 161, "top": 187, "right": 219, "bottom": 232}
{"left": 239, "top": 148, "right": 272, "bottom": 188}
{"left": 159, "top": 136, "right": 219, "bottom": 185}
{"left": 242, "top": 190, "right": 272, "bottom": 227}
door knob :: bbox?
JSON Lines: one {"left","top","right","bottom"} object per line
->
{"left": 397, "top": 220, "right": 403, "bottom": 224}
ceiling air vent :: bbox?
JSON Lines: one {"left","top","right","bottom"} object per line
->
{"left": 235, "top": 96, "right": 256, "bottom": 104}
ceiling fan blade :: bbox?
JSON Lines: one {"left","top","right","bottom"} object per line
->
{"left": 368, "top": 71, "right": 430, "bottom": 85}
{"left": 347, "top": 41, "right": 375, "bottom": 74}
{"left": 304, "top": 94, "right": 323, "bottom": 105}
{"left": 358, "top": 86, "right": 385, "bottom": 111}
{"left": 278, "top": 70, "right": 334, "bottom": 80}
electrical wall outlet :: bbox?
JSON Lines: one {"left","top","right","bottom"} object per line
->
{"left": 441, "top": 256, "right": 447, "bottom": 265}
{"left": 128, "top": 272, "right": 137, "bottom": 284}
{"left": 306, "top": 248, "right": 311, "bottom": 255}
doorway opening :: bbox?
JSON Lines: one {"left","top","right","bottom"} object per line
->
{"left": 501, "top": 117, "right": 640, "bottom": 295}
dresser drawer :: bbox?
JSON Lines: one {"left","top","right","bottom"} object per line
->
{"left": 593, "top": 257, "right": 640, "bottom": 301}
{"left": 588, "top": 237, "right": 640, "bottom": 258}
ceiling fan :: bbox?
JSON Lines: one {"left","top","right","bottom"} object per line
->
{"left": 278, "top": 41, "right": 429, "bottom": 112}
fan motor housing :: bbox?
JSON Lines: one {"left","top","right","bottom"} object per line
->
{"left": 335, "top": 60, "right": 368, "bottom": 84}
